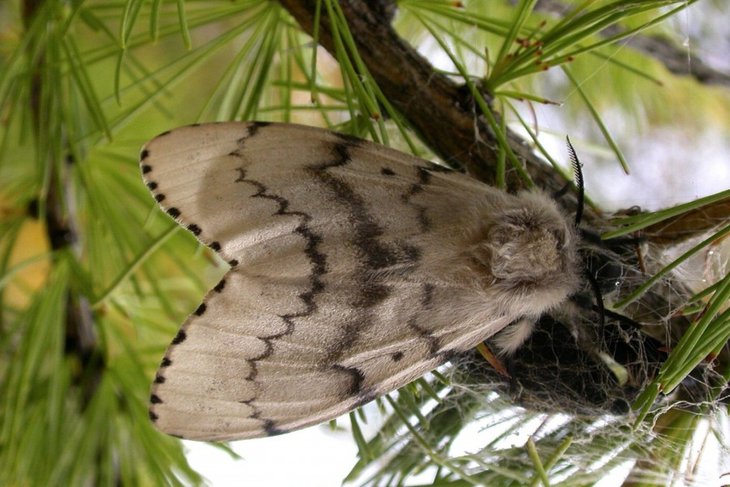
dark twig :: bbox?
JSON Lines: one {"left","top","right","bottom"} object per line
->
{"left": 533, "top": 0, "right": 730, "bottom": 87}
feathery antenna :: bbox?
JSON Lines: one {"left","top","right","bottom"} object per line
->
{"left": 566, "top": 136, "right": 584, "bottom": 226}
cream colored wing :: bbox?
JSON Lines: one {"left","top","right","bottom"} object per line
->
{"left": 141, "top": 122, "right": 578, "bottom": 441}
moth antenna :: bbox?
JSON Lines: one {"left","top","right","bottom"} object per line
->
{"left": 566, "top": 136, "right": 584, "bottom": 226}
{"left": 597, "top": 307, "right": 644, "bottom": 330}
{"left": 583, "top": 268, "right": 606, "bottom": 338}
{"left": 580, "top": 229, "right": 636, "bottom": 246}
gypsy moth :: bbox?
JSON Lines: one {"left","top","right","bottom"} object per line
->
{"left": 141, "top": 122, "right": 581, "bottom": 441}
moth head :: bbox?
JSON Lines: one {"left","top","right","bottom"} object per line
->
{"left": 491, "top": 219, "right": 566, "bottom": 279}
{"left": 488, "top": 191, "right": 578, "bottom": 285}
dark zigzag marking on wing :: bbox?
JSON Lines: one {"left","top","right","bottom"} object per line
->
{"left": 231, "top": 167, "right": 325, "bottom": 351}
{"left": 308, "top": 139, "right": 425, "bottom": 404}
{"left": 247, "top": 121, "right": 271, "bottom": 138}
{"left": 231, "top": 160, "right": 327, "bottom": 436}
{"left": 407, "top": 283, "right": 441, "bottom": 356}
{"left": 401, "top": 166, "right": 434, "bottom": 233}
{"left": 227, "top": 136, "right": 392, "bottom": 433}
{"left": 399, "top": 170, "right": 444, "bottom": 357}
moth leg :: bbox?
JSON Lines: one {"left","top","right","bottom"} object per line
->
{"left": 490, "top": 318, "right": 536, "bottom": 355}
{"left": 475, "top": 342, "right": 510, "bottom": 378}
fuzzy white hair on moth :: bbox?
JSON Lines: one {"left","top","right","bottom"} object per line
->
{"left": 140, "top": 122, "right": 581, "bottom": 441}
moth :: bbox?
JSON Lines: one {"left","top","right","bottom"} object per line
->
{"left": 141, "top": 122, "right": 581, "bottom": 441}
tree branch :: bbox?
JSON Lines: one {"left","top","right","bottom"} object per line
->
{"left": 534, "top": 0, "right": 730, "bottom": 87}
{"left": 646, "top": 196, "right": 730, "bottom": 245}
{"left": 625, "top": 34, "right": 730, "bottom": 87}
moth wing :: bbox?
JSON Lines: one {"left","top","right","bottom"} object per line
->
{"left": 141, "top": 122, "right": 512, "bottom": 440}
